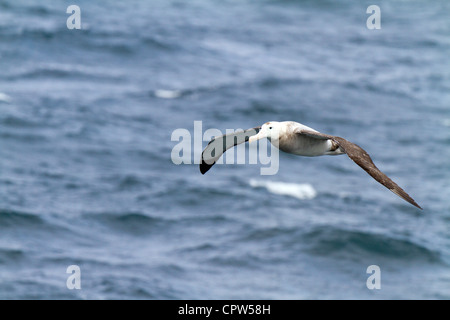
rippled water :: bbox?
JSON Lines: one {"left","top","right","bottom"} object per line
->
{"left": 1, "top": 0, "right": 449, "bottom": 299}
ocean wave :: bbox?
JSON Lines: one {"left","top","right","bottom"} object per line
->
{"left": 0, "top": 209, "right": 44, "bottom": 229}
{"left": 85, "top": 40, "right": 137, "bottom": 55}
{"left": 176, "top": 243, "right": 217, "bottom": 254}
{"left": 0, "top": 1, "right": 55, "bottom": 15}
{"left": 178, "top": 214, "right": 233, "bottom": 227}
{"left": 0, "top": 210, "right": 74, "bottom": 237}
{"left": 249, "top": 179, "right": 317, "bottom": 200}
{"left": 0, "top": 115, "right": 39, "bottom": 128}
{"left": 141, "top": 36, "right": 179, "bottom": 51}
{"left": 115, "top": 175, "right": 151, "bottom": 190}
{"left": 150, "top": 77, "right": 302, "bottom": 101}
{"left": 205, "top": 253, "right": 261, "bottom": 268}
{"left": 238, "top": 224, "right": 442, "bottom": 264}
{"left": 303, "top": 226, "right": 441, "bottom": 263}
{"left": 1, "top": 26, "right": 60, "bottom": 41}
{"left": 239, "top": 226, "right": 299, "bottom": 243}
{"left": 85, "top": 212, "right": 171, "bottom": 235}
{"left": 0, "top": 131, "right": 49, "bottom": 143}
{"left": 0, "top": 247, "right": 25, "bottom": 264}
{"left": 7, "top": 63, "right": 125, "bottom": 81}
{"left": 238, "top": 100, "right": 281, "bottom": 116}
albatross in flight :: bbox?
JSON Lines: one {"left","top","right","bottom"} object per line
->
{"left": 200, "top": 121, "right": 422, "bottom": 209}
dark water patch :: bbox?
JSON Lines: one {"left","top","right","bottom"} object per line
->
{"left": 440, "top": 137, "right": 450, "bottom": 145}
{"left": 87, "top": 41, "right": 137, "bottom": 56}
{"left": 23, "top": 4, "right": 54, "bottom": 16}
{"left": 0, "top": 209, "right": 44, "bottom": 229}
{"left": 7, "top": 65, "right": 123, "bottom": 82}
{"left": 0, "top": 131, "right": 49, "bottom": 143}
{"left": 258, "top": 76, "right": 305, "bottom": 89}
{"left": 85, "top": 212, "right": 172, "bottom": 236}
{"left": 239, "top": 226, "right": 299, "bottom": 243}
{"left": 153, "top": 182, "right": 245, "bottom": 208}
{"left": 205, "top": 252, "right": 263, "bottom": 269}
{"left": 91, "top": 273, "right": 180, "bottom": 299}
{"left": 303, "top": 226, "right": 441, "bottom": 263}
{"left": 0, "top": 115, "right": 40, "bottom": 128}
{"left": 0, "top": 2, "right": 11, "bottom": 9}
{"left": 141, "top": 36, "right": 180, "bottom": 51}
{"left": 176, "top": 243, "right": 217, "bottom": 254}
{"left": 81, "top": 29, "right": 161, "bottom": 55}
{"left": 2, "top": 27, "right": 61, "bottom": 42}
{"left": 117, "top": 175, "right": 148, "bottom": 190}
{"left": 100, "top": 174, "right": 153, "bottom": 191}
{"left": 0, "top": 280, "right": 83, "bottom": 300}
{"left": 153, "top": 263, "right": 187, "bottom": 278}
{"left": 178, "top": 214, "right": 233, "bottom": 228}
{"left": 63, "top": 181, "right": 83, "bottom": 190}
{"left": 238, "top": 100, "right": 280, "bottom": 116}
{"left": 75, "top": 282, "right": 158, "bottom": 300}
{"left": 149, "top": 75, "right": 307, "bottom": 104}
{"left": 39, "top": 170, "right": 66, "bottom": 180}
{"left": 149, "top": 77, "right": 286, "bottom": 101}
{"left": 0, "top": 179, "right": 14, "bottom": 186}
{"left": 268, "top": 0, "right": 351, "bottom": 10}
{"left": 0, "top": 209, "right": 74, "bottom": 238}
{"left": 0, "top": 247, "right": 25, "bottom": 264}
{"left": 416, "top": 39, "right": 440, "bottom": 48}
{"left": 349, "top": 35, "right": 366, "bottom": 45}
{"left": 79, "top": 147, "right": 115, "bottom": 157}
{"left": 395, "top": 137, "right": 419, "bottom": 145}
{"left": 177, "top": 185, "right": 250, "bottom": 208}
{"left": 395, "top": 56, "right": 416, "bottom": 66}
{"left": 342, "top": 80, "right": 415, "bottom": 99}
{"left": 0, "top": 1, "right": 56, "bottom": 16}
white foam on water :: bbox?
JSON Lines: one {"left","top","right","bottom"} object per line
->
{"left": 154, "top": 89, "right": 182, "bottom": 99}
{"left": 0, "top": 93, "right": 12, "bottom": 103}
{"left": 249, "top": 179, "right": 317, "bottom": 200}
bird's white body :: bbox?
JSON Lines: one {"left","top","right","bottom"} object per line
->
{"left": 279, "top": 134, "right": 332, "bottom": 156}
{"left": 252, "top": 121, "right": 344, "bottom": 157}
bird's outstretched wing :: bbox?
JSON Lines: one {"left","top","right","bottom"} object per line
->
{"left": 296, "top": 129, "right": 422, "bottom": 209}
{"left": 200, "top": 127, "right": 261, "bottom": 174}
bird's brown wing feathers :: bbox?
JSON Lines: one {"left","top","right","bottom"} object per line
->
{"left": 298, "top": 129, "right": 422, "bottom": 209}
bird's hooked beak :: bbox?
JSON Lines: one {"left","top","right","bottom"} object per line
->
{"left": 248, "top": 131, "right": 267, "bottom": 143}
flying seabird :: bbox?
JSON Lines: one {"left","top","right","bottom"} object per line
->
{"left": 200, "top": 121, "right": 422, "bottom": 209}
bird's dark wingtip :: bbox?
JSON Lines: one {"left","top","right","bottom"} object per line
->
{"left": 390, "top": 187, "right": 423, "bottom": 210}
{"left": 404, "top": 195, "right": 423, "bottom": 210}
{"left": 410, "top": 201, "right": 423, "bottom": 210}
{"left": 199, "top": 161, "right": 213, "bottom": 175}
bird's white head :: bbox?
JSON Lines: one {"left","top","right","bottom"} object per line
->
{"left": 248, "top": 121, "right": 283, "bottom": 143}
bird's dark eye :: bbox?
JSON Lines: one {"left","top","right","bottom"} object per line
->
{"left": 269, "top": 127, "right": 272, "bottom": 129}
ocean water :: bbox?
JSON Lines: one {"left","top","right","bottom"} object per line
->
{"left": 0, "top": 0, "right": 449, "bottom": 299}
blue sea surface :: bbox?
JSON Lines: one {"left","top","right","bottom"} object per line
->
{"left": 0, "top": 0, "right": 449, "bottom": 299}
